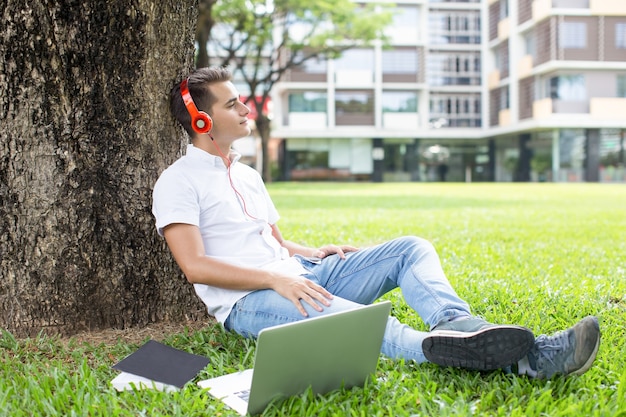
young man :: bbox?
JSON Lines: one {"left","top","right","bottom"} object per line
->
{"left": 153, "top": 67, "right": 600, "bottom": 379}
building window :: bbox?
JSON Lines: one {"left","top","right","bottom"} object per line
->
{"left": 288, "top": 150, "right": 330, "bottom": 170}
{"left": 385, "top": 4, "right": 421, "bottom": 44}
{"left": 335, "top": 49, "right": 375, "bottom": 71}
{"left": 382, "top": 49, "right": 419, "bottom": 74}
{"left": 288, "top": 92, "right": 327, "bottom": 112}
{"left": 559, "top": 22, "right": 586, "bottom": 49}
{"left": 427, "top": 52, "right": 481, "bottom": 86}
{"left": 616, "top": 23, "right": 626, "bottom": 49}
{"left": 335, "top": 91, "right": 375, "bottom": 125}
{"left": 429, "top": 10, "right": 481, "bottom": 44}
{"left": 391, "top": 5, "right": 419, "bottom": 28}
{"left": 287, "top": 50, "right": 327, "bottom": 81}
{"left": 600, "top": 129, "right": 626, "bottom": 170}
{"left": 494, "top": 49, "right": 502, "bottom": 71}
{"left": 429, "top": 93, "right": 481, "bottom": 127}
{"left": 296, "top": 55, "right": 327, "bottom": 74}
{"left": 524, "top": 32, "right": 536, "bottom": 57}
{"left": 500, "top": 88, "right": 510, "bottom": 110}
{"left": 335, "top": 91, "right": 374, "bottom": 114}
{"left": 618, "top": 75, "right": 626, "bottom": 97}
{"left": 382, "top": 91, "right": 418, "bottom": 113}
{"left": 499, "top": 0, "right": 509, "bottom": 20}
{"left": 548, "top": 75, "right": 586, "bottom": 100}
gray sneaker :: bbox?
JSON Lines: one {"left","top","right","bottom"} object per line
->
{"left": 522, "top": 316, "right": 600, "bottom": 379}
{"left": 422, "top": 317, "right": 535, "bottom": 371}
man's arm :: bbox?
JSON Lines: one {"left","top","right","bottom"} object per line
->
{"left": 270, "top": 224, "right": 359, "bottom": 260}
{"left": 163, "top": 223, "right": 333, "bottom": 316}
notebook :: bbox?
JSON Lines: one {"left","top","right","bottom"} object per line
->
{"left": 198, "top": 301, "right": 391, "bottom": 415}
{"left": 111, "top": 339, "right": 210, "bottom": 392}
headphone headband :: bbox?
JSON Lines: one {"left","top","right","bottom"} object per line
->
{"left": 180, "top": 78, "right": 213, "bottom": 134}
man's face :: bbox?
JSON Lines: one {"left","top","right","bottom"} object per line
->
{"left": 208, "top": 81, "right": 251, "bottom": 141}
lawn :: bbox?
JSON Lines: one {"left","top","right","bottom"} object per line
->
{"left": 2, "top": 183, "right": 625, "bottom": 416}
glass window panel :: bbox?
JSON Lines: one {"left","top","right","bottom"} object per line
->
{"left": 559, "top": 22, "right": 586, "bottom": 49}
{"left": 524, "top": 32, "right": 536, "bottom": 56}
{"left": 287, "top": 150, "right": 329, "bottom": 170}
{"left": 549, "top": 75, "right": 586, "bottom": 100}
{"left": 335, "top": 49, "right": 374, "bottom": 71}
{"left": 429, "top": 93, "right": 481, "bottom": 127}
{"left": 382, "top": 49, "right": 419, "bottom": 73}
{"left": 301, "top": 57, "right": 327, "bottom": 74}
{"left": 335, "top": 91, "right": 374, "bottom": 113}
{"left": 616, "top": 23, "right": 626, "bottom": 49}
{"left": 499, "top": 0, "right": 509, "bottom": 19}
{"left": 382, "top": 91, "right": 418, "bottom": 112}
{"left": 617, "top": 75, "right": 626, "bottom": 97}
{"left": 288, "top": 92, "right": 327, "bottom": 112}
{"left": 392, "top": 5, "right": 419, "bottom": 27}
{"left": 428, "top": 10, "right": 481, "bottom": 44}
{"left": 426, "top": 52, "right": 481, "bottom": 86}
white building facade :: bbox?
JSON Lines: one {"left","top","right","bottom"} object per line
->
{"left": 268, "top": 0, "right": 626, "bottom": 182}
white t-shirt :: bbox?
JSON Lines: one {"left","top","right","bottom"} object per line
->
{"left": 152, "top": 144, "right": 307, "bottom": 323}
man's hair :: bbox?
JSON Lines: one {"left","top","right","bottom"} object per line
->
{"left": 170, "top": 66, "right": 232, "bottom": 138}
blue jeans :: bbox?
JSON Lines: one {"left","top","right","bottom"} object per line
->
{"left": 224, "top": 236, "right": 472, "bottom": 363}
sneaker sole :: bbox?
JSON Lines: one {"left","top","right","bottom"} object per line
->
{"left": 422, "top": 325, "right": 535, "bottom": 371}
{"left": 572, "top": 324, "right": 601, "bottom": 376}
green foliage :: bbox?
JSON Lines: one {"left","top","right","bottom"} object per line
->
{"left": 213, "top": 0, "right": 391, "bottom": 57}
{"left": 2, "top": 183, "right": 625, "bottom": 416}
{"left": 207, "top": 0, "right": 393, "bottom": 180}
{"left": 210, "top": 0, "right": 392, "bottom": 92}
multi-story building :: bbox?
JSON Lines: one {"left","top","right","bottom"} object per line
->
{"left": 269, "top": 0, "right": 626, "bottom": 182}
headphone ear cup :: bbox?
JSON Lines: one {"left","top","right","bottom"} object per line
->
{"left": 192, "top": 112, "right": 213, "bottom": 134}
{"left": 180, "top": 78, "right": 213, "bottom": 134}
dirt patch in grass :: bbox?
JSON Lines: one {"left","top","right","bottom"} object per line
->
{"left": 64, "top": 319, "right": 213, "bottom": 346}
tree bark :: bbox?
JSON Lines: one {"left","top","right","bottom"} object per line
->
{"left": 0, "top": 0, "right": 207, "bottom": 337}
{"left": 256, "top": 113, "right": 273, "bottom": 182}
{"left": 195, "top": 0, "right": 217, "bottom": 68}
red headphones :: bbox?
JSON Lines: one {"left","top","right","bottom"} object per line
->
{"left": 180, "top": 78, "right": 213, "bottom": 134}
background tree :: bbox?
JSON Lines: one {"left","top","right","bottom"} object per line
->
{"left": 195, "top": 0, "right": 217, "bottom": 68}
{"left": 0, "top": 0, "right": 207, "bottom": 336}
{"left": 200, "top": 0, "right": 392, "bottom": 181}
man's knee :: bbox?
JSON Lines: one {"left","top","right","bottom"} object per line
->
{"left": 395, "top": 235, "right": 436, "bottom": 254}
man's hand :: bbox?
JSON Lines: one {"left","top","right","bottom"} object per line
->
{"left": 311, "top": 244, "right": 360, "bottom": 260}
{"left": 270, "top": 223, "right": 359, "bottom": 261}
{"left": 270, "top": 274, "right": 334, "bottom": 317}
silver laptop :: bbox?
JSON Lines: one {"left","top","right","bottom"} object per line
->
{"left": 198, "top": 301, "right": 391, "bottom": 415}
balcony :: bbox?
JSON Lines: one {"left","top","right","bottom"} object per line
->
{"left": 532, "top": 98, "right": 590, "bottom": 118}
{"left": 498, "top": 108, "right": 511, "bottom": 126}
{"left": 497, "top": 17, "right": 510, "bottom": 40}
{"left": 382, "top": 112, "right": 420, "bottom": 130}
{"left": 553, "top": 0, "right": 589, "bottom": 8}
{"left": 532, "top": 0, "right": 552, "bottom": 22}
{"left": 488, "top": 69, "right": 501, "bottom": 89}
{"left": 590, "top": 98, "right": 626, "bottom": 119}
{"left": 590, "top": 0, "right": 626, "bottom": 15}
{"left": 532, "top": 0, "right": 606, "bottom": 21}
{"left": 335, "top": 70, "right": 373, "bottom": 87}
{"left": 287, "top": 112, "right": 327, "bottom": 128}
{"left": 386, "top": 27, "right": 421, "bottom": 45}
{"left": 517, "top": 55, "right": 534, "bottom": 78}
{"left": 335, "top": 113, "right": 375, "bottom": 126}
{"left": 532, "top": 98, "right": 553, "bottom": 118}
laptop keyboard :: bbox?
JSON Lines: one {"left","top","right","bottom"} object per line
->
{"left": 234, "top": 389, "right": 250, "bottom": 401}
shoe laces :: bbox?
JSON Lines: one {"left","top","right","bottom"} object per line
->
{"left": 530, "top": 329, "right": 571, "bottom": 370}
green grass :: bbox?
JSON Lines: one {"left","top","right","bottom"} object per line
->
{"left": 2, "top": 183, "right": 625, "bottom": 416}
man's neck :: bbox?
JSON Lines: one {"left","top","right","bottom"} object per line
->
{"left": 192, "top": 136, "right": 231, "bottom": 165}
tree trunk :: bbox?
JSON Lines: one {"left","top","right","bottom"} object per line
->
{"left": 256, "top": 114, "right": 272, "bottom": 182}
{"left": 195, "top": 0, "right": 216, "bottom": 68}
{"left": 0, "top": 0, "right": 207, "bottom": 337}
